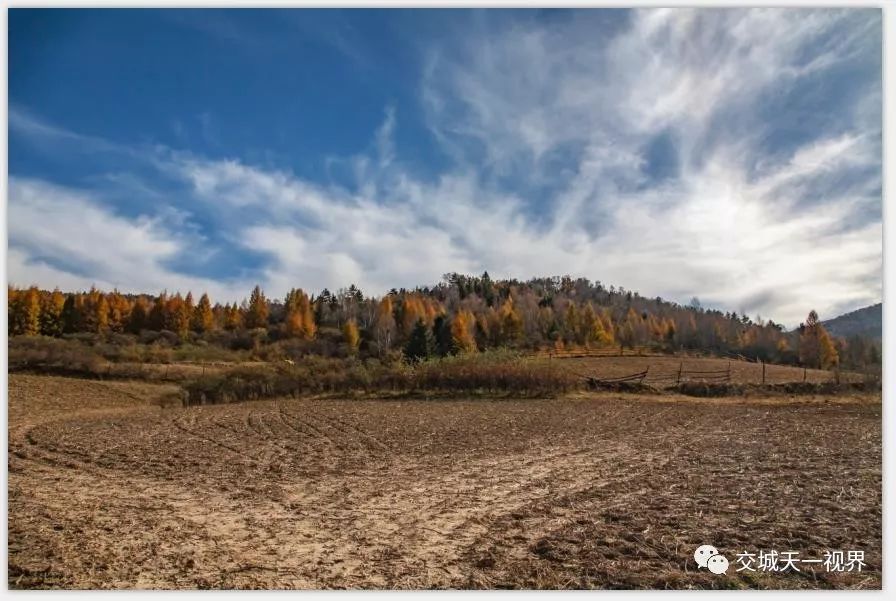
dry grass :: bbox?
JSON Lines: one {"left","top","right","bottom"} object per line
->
{"left": 556, "top": 355, "right": 862, "bottom": 385}
{"left": 106, "top": 361, "right": 258, "bottom": 381}
{"left": 7, "top": 374, "right": 880, "bottom": 589}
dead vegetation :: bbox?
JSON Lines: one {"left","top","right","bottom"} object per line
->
{"left": 7, "top": 373, "right": 880, "bottom": 589}
{"left": 558, "top": 354, "right": 864, "bottom": 385}
{"left": 182, "top": 352, "right": 578, "bottom": 405}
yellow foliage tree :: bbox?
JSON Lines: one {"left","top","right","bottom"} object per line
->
{"left": 646, "top": 313, "right": 664, "bottom": 342}
{"left": 819, "top": 329, "right": 839, "bottom": 369}
{"left": 600, "top": 310, "right": 616, "bottom": 345}
{"left": 94, "top": 294, "right": 110, "bottom": 333}
{"left": 39, "top": 288, "right": 66, "bottom": 336}
{"left": 399, "top": 295, "right": 426, "bottom": 337}
{"left": 776, "top": 338, "right": 790, "bottom": 353}
{"left": 451, "top": 309, "right": 477, "bottom": 353}
{"left": 619, "top": 308, "right": 642, "bottom": 349}
{"left": 284, "top": 289, "right": 315, "bottom": 339}
{"left": 799, "top": 310, "right": 839, "bottom": 369}
{"left": 343, "top": 319, "right": 360, "bottom": 354}
{"left": 245, "top": 285, "right": 269, "bottom": 329}
{"left": 183, "top": 292, "right": 195, "bottom": 331}
{"left": 106, "top": 291, "right": 131, "bottom": 333}
{"left": 193, "top": 293, "right": 215, "bottom": 333}
{"left": 373, "top": 296, "right": 396, "bottom": 352}
{"left": 499, "top": 298, "right": 523, "bottom": 345}
{"left": 9, "top": 286, "right": 41, "bottom": 336}
{"left": 663, "top": 318, "right": 677, "bottom": 346}
{"left": 580, "top": 303, "right": 614, "bottom": 347}
{"left": 164, "top": 294, "right": 189, "bottom": 337}
{"left": 223, "top": 303, "right": 243, "bottom": 330}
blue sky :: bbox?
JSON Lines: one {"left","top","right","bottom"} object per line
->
{"left": 7, "top": 8, "right": 882, "bottom": 326}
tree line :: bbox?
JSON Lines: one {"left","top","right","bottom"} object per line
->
{"left": 7, "top": 273, "right": 879, "bottom": 371}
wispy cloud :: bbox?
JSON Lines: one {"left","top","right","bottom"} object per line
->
{"left": 162, "top": 9, "right": 268, "bottom": 52}
{"left": 7, "top": 177, "right": 247, "bottom": 300}
{"left": 285, "top": 10, "right": 372, "bottom": 70}
{"left": 7, "top": 9, "right": 881, "bottom": 326}
{"left": 9, "top": 105, "right": 126, "bottom": 155}
{"left": 375, "top": 105, "right": 397, "bottom": 168}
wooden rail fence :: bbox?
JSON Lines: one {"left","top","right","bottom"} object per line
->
{"left": 537, "top": 346, "right": 655, "bottom": 359}
{"left": 587, "top": 361, "right": 733, "bottom": 387}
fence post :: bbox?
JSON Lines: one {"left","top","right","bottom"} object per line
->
{"left": 761, "top": 361, "right": 766, "bottom": 385}
{"left": 803, "top": 366, "right": 807, "bottom": 382}
{"left": 677, "top": 362, "right": 683, "bottom": 384}
{"left": 165, "top": 365, "right": 170, "bottom": 380}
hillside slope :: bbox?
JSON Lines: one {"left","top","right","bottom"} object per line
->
{"left": 822, "top": 303, "right": 881, "bottom": 340}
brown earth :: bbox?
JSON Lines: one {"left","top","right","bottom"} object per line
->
{"left": 7, "top": 374, "right": 881, "bottom": 589}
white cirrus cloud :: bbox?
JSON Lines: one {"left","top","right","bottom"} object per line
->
{"left": 7, "top": 177, "right": 251, "bottom": 301}
{"left": 6, "top": 8, "right": 882, "bottom": 327}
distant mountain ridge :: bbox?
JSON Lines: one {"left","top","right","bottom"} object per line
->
{"left": 822, "top": 303, "right": 881, "bottom": 341}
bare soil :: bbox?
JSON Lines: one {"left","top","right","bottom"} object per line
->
{"left": 7, "top": 374, "right": 881, "bottom": 589}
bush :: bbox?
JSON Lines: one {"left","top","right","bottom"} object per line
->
{"left": 170, "top": 344, "right": 246, "bottom": 364}
{"left": 412, "top": 350, "right": 577, "bottom": 394}
{"left": 181, "top": 350, "right": 580, "bottom": 405}
{"left": 671, "top": 380, "right": 881, "bottom": 398}
{"left": 8, "top": 336, "right": 106, "bottom": 376}
{"left": 227, "top": 330, "right": 262, "bottom": 351}
{"left": 64, "top": 332, "right": 104, "bottom": 346}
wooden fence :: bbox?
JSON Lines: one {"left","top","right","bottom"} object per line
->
{"left": 587, "top": 362, "right": 732, "bottom": 387}
{"left": 586, "top": 369, "right": 650, "bottom": 386}
{"left": 536, "top": 346, "right": 656, "bottom": 359}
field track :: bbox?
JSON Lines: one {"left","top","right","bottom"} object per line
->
{"left": 8, "top": 374, "right": 881, "bottom": 589}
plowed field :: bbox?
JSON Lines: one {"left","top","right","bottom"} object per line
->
{"left": 7, "top": 374, "right": 881, "bottom": 589}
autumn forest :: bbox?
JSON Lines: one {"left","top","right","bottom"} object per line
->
{"left": 6, "top": 273, "right": 879, "bottom": 372}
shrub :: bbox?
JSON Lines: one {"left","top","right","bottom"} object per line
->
{"left": 8, "top": 336, "right": 106, "bottom": 376}
{"left": 181, "top": 350, "right": 580, "bottom": 405}
{"left": 412, "top": 350, "right": 577, "bottom": 394}
{"left": 671, "top": 380, "right": 881, "bottom": 398}
{"left": 170, "top": 344, "right": 246, "bottom": 364}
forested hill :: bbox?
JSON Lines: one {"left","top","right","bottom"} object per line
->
{"left": 7, "top": 272, "right": 880, "bottom": 371}
{"left": 822, "top": 303, "right": 882, "bottom": 341}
